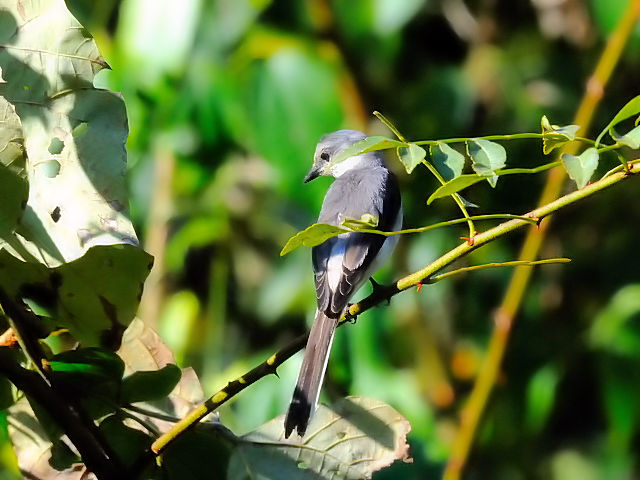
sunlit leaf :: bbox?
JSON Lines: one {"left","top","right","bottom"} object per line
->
{"left": 330, "top": 136, "right": 406, "bottom": 170}
{"left": 0, "top": 245, "right": 152, "bottom": 347}
{"left": 341, "top": 213, "right": 379, "bottom": 230}
{"left": 0, "top": 98, "right": 27, "bottom": 236}
{"left": 427, "top": 174, "right": 491, "bottom": 204}
{"left": 467, "top": 139, "right": 506, "bottom": 187}
{"left": 561, "top": 148, "right": 599, "bottom": 189}
{"left": 280, "top": 223, "right": 348, "bottom": 256}
{"left": 228, "top": 397, "right": 412, "bottom": 480}
{"left": 397, "top": 143, "right": 426, "bottom": 174}
{"left": 610, "top": 125, "right": 640, "bottom": 149}
{"left": 117, "top": 318, "right": 205, "bottom": 421}
{"left": 49, "top": 348, "right": 125, "bottom": 380}
{"left": 595, "top": 95, "right": 640, "bottom": 145}
{"left": 541, "top": 115, "right": 580, "bottom": 154}
{"left": 430, "top": 142, "right": 465, "bottom": 181}
{"left": 0, "top": 0, "right": 152, "bottom": 347}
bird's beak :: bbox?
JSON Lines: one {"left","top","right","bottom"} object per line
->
{"left": 303, "top": 165, "right": 321, "bottom": 183}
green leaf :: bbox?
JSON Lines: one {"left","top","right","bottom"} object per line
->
{"left": 589, "top": 284, "right": 640, "bottom": 356}
{"left": 430, "top": 142, "right": 465, "bottom": 181}
{"left": 525, "top": 364, "right": 559, "bottom": 433}
{"left": 341, "top": 213, "right": 379, "bottom": 230}
{"left": 611, "top": 125, "right": 640, "bottom": 149}
{"left": 98, "top": 414, "right": 152, "bottom": 469}
{"left": 561, "top": 148, "right": 599, "bottom": 189}
{"left": 397, "top": 143, "right": 426, "bottom": 174}
{"left": 0, "top": 375, "right": 14, "bottom": 411}
{"left": 0, "top": 245, "right": 153, "bottom": 347}
{"left": 0, "top": 98, "right": 28, "bottom": 236}
{"left": 120, "top": 364, "right": 182, "bottom": 404}
{"left": 467, "top": 139, "right": 506, "bottom": 187}
{"left": 427, "top": 174, "right": 491, "bottom": 204}
{"left": 49, "top": 348, "right": 125, "bottom": 380}
{"left": 329, "top": 136, "right": 406, "bottom": 171}
{"left": 595, "top": 95, "right": 640, "bottom": 145}
{"left": 228, "top": 397, "right": 412, "bottom": 480}
{"left": 541, "top": 115, "right": 580, "bottom": 154}
{"left": 280, "top": 223, "right": 348, "bottom": 256}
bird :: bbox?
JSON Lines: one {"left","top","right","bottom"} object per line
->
{"left": 284, "top": 129, "right": 403, "bottom": 438}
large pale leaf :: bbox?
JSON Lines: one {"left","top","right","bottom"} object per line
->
{"left": 0, "top": 245, "right": 151, "bottom": 347}
{"left": 0, "top": 0, "right": 151, "bottom": 346}
{"left": 117, "top": 318, "right": 205, "bottom": 421}
{"left": 7, "top": 396, "right": 85, "bottom": 479}
{"left": 0, "top": 97, "right": 28, "bottom": 236}
{"left": 227, "top": 397, "right": 412, "bottom": 480}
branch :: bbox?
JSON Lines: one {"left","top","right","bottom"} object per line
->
{"left": 0, "top": 348, "right": 123, "bottom": 480}
{"left": 443, "top": 1, "right": 640, "bottom": 477}
{"left": 151, "top": 162, "right": 640, "bottom": 457}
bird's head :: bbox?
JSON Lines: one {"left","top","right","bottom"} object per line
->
{"left": 304, "top": 129, "right": 372, "bottom": 183}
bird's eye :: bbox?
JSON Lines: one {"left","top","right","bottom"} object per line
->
{"left": 320, "top": 152, "right": 330, "bottom": 161}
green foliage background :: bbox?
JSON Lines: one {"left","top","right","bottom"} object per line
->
{"left": 3, "top": 0, "right": 640, "bottom": 478}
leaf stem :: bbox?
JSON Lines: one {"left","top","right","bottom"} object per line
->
{"left": 373, "top": 111, "right": 407, "bottom": 142}
{"left": 427, "top": 258, "right": 571, "bottom": 283}
{"left": 421, "top": 160, "right": 476, "bottom": 238}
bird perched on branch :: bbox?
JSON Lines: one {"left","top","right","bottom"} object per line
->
{"left": 284, "top": 129, "right": 403, "bottom": 438}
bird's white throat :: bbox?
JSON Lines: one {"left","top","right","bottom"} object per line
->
{"left": 327, "top": 154, "right": 369, "bottom": 178}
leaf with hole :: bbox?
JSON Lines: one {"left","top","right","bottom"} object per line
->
{"left": 430, "top": 142, "right": 465, "bottom": 181}
{"left": 561, "top": 148, "right": 599, "bottom": 189}
{"left": 467, "top": 139, "right": 506, "bottom": 187}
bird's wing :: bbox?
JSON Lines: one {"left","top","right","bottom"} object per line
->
{"left": 312, "top": 169, "right": 401, "bottom": 318}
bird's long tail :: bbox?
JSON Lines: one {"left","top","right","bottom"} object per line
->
{"left": 284, "top": 310, "right": 338, "bottom": 438}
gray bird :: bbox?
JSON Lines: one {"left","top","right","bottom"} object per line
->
{"left": 284, "top": 129, "right": 403, "bottom": 438}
